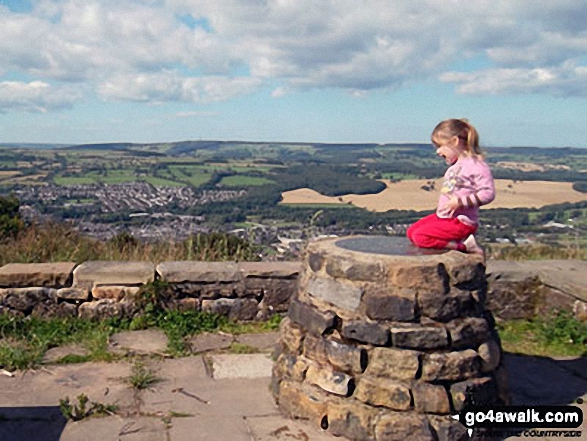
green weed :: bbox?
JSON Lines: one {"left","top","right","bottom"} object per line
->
{"left": 227, "top": 343, "right": 258, "bottom": 354}
{"left": 128, "top": 362, "right": 159, "bottom": 390}
{"left": 497, "top": 311, "right": 587, "bottom": 357}
{"left": 59, "top": 394, "right": 118, "bottom": 421}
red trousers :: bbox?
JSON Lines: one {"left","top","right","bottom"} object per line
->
{"left": 407, "top": 214, "right": 477, "bottom": 251}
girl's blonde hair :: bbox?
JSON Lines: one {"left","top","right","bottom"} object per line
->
{"left": 431, "top": 118, "right": 483, "bottom": 156}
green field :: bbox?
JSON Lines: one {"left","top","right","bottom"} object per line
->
{"left": 220, "top": 175, "right": 275, "bottom": 187}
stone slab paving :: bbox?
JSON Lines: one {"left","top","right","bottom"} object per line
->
{"left": 1, "top": 329, "right": 586, "bottom": 441}
{"left": 210, "top": 353, "right": 273, "bottom": 379}
{"left": 109, "top": 329, "right": 169, "bottom": 355}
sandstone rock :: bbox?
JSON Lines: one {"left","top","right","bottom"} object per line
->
{"left": 428, "top": 415, "right": 470, "bottom": 441}
{"left": 0, "top": 262, "right": 76, "bottom": 288}
{"left": 411, "top": 382, "right": 450, "bottom": 414}
{"left": 418, "top": 288, "right": 475, "bottom": 322}
{"left": 2, "top": 287, "right": 56, "bottom": 313}
{"left": 278, "top": 381, "right": 328, "bottom": 422}
{"left": 78, "top": 299, "right": 125, "bottom": 320}
{"left": 326, "top": 398, "right": 380, "bottom": 441}
{"left": 574, "top": 300, "right": 587, "bottom": 322}
{"left": 201, "top": 298, "right": 258, "bottom": 321}
{"left": 366, "top": 347, "right": 421, "bottom": 380}
{"left": 244, "top": 279, "right": 297, "bottom": 312}
{"left": 421, "top": 349, "right": 481, "bottom": 382}
{"left": 443, "top": 258, "right": 486, "bottom": 288}
{"left": 288, "top": 300, "right": 337, "bottom": 335}
{"left": 477, "top": 339, "right": 502, "bottom": 373}
{"left": 279, "top": 317, "right": 305, "bottom": 355}
{"left": 308, "top": 251, "right": 325, "bottom": 272}
{"left": 324, "top": 338, "right": 367, "bottom": 374}
{"left": 156, "top": 261, "right": 239, "bottom": 283}
{"left": 273, "top": 353, "right": 309, "bottom": 383}
{"left": 388, "top": 261, "right": 448, "bottom": 293}
{"left": 354, "top": 376, "right": 412, "bottom": 410}
{"left": 74, "top": 261, "right": 154, "bottom": 287}
{"left": 307, "top": 276, "right": 363, "bottom": 312}
{"left": 450, "top": 376, "right": 498, "bottom": 411}
{"left": 199, "top": 282, "right": 239, "bottom": 299}
{"left": 375, "top": 411, "right": 435, "bottom": 441}
{"left": 189, "top": 332, "right": 233, "bottom": 353}
{"left": 56, "top": 287, "right": 89, "bottom": 301}
{"left": 302, "top": 333, "right": 330, "bottom": 366}
{"left": 238, "top": 261, "right": 301, "bottom": 279}
{"left": 390, "top": 324, "right": 448, "bottom": 349}
{"left": 363, "top": 286, "right": 416, "bottom": 322}
{"left": 446, "top": 317, "right": 490, "bottom": 349}
{"left": 305, "top": 364, "right": 354, "bottom": 396}
{"left": 92, "top": 285, "right": 140, "bottom": 301}
{"left": 341, "top": 320, "right": 390, "bottom": 346}
{"left": 324, "top": 254, "right": 385, "bottom": 282}
{"left": 31, "top": 301, "right": 77, "bottom": 319}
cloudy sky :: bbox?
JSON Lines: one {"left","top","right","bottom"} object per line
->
{"left": 1, "top": 0, "right": 587, "bottom": 147}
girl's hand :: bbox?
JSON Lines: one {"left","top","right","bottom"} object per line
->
{"left": 445, "top": 196, "right": 460, "bottom": 215}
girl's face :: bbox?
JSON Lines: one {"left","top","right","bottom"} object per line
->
{"left": 433, "top": 135, "right": 462, "bottom": 165}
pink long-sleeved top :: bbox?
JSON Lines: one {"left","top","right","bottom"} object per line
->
{"left": 436, "top": 155, "right": 495, "bottom": 226}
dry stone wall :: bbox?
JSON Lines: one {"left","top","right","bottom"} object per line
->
{"left": 272, "top": 238, "right": 509, "bottom": 441}
{"left": 0, "top": 261, "right": 300, "bottom": 321}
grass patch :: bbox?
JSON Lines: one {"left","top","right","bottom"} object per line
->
{"left": 497, "top": 311, "right": 587, "bottom": 357}
{"left": 59, "top": 394, "right": 118, "bottom": 421}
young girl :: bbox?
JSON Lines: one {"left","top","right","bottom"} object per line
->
{"left": 407, "top": 119, "right": 495, "bottom": 256}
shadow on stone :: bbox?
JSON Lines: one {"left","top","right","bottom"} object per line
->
{"left": 0, "top": 406, "right": 67, "bottom": 441}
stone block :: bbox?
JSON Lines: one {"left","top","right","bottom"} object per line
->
{"left": 326, "top": 398, "right": 380, "bottom": 441}
{"left": 363, "top": 286, "right": 416, "bottom": 322}
{"left": 0, "top": 262, "right": 76, "bottom": 288}
{"left": 245, "top": 279, "right": 297, "bottom": 312}
{"left": 307, "top": 276, "right": 363, "bottom": 312}
{"left": 366, "top": 347, "right": 421, "bottom": 380}
{"left": 450, "top": 376, "right": 498, "bottom": 411}
{"left": 418, "top": 288, "right": 475, "bottom": 322}
{"left": 73, "top": 261, "right": 154, "bottom": 287}
{"left": 156, "top": 261, "right": 239, "bottom": 283}
{"left": 278, "top": 381, "right": 328, "bottom": 422}
{"left": 31, "top": 301, "right": 77, "bottom": 319}
{"left": 199, "top": 282, "right": 239, "bottom": 299}
{"left": 2, "top": 287, "right": 56, "bottom": 313}
{"left": 201, "top": 298, "right": 258, "bottom": 321}
{"left": 388, "top": 261, "right": 448, "bottom": 293}
{"left": 375, "top": 411, "right": 435, "bottom": 441}
{"left": 302, "top": 333, "right": 330, "bottom": 365}
{"left": 477, "top": 339, "right": 502, "bottom": 374}
{"left": 443, "top": 258, "right": 486, "bottom": 288}
{"left": 341, "top": 320, "right": 390, "bottom": 346}
{"left": 390, "top": 324, "right": 448, "bottom": 349}
{"left": 308, "top": 251, "right": 325, "bottom": 272}
{"left": 324, "top": 339, "right": 367, "bottom": 374}
{"left": 446, "top": 317, "right": 491, "bottom": 349}
{"left": 92, "top": 285, "right": 140, "bottom": 301}
{"left": 305, "top": 364, "right": 354, "bottom": 396}
{"left": 238, "top": 261, "right": 301, "bottom": 278}
{"left": 354, "top": 376, "right": 412, "bottom": 410}
{"left": 279, "top": 317, "right": 305, "bottom": 355}
{"left": 56, "top": 287, "right": 89, "bottom": 301}
{"left": 428, "top": 415, "right": 469, "bottom": 441}
{"left": 324, "top": 254, "right": 385, "bottom": 282}
{"left": 273, "top": 353, "right": 309, "bottom": 383}
{"left": 421, "top": 349, "right": 481, "bottom": 382}
{"left": 78, "top": 299, "right": 125, "bottom": 320}
{"left": 288, "top": 300, "right": 337, "bottom": 335}
{"left": 411, "top": 382, "right": 450, "bottom": 414}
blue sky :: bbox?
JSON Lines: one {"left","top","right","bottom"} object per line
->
{"left": 1, "top": 0, "right": 587, "bottom": 147}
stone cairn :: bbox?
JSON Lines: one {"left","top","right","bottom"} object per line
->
{"left": 272, "top": 236, "right": 509, "bottom": 441}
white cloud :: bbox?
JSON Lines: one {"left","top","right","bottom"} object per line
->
{"left": 440, "top": 62, "right": 587, "bottom": 97}
{"left": 0, "top": 80, "right": 82, "bottom": 112}
{"left": 98, "top": 71, "right": 261, "bottom": 103}
{"left": 1, "top": 0, "right": 587, "bottom": 110}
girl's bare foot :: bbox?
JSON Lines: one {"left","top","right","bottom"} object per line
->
{"left": 463, "top": 234, "right": 485, "bottom": 260}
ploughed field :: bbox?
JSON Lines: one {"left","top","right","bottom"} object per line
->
{"left": 280, "top": 179, "right": 587, "bottom": 212}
